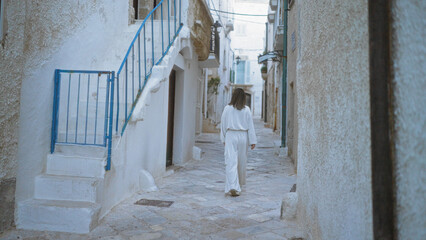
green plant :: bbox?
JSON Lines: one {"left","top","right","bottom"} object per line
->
{"left": 208, "top": 77, "right": 220, "bottom": 95}
{"left": 261, "top": 65, "right": 267, "bottom": 73}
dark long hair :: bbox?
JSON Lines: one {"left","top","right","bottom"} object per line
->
{"left": 229, "top": 88, "right": 246, "bottom": 110}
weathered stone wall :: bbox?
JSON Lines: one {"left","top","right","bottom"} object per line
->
{"left": 187, "top": 0, "right": 213, "bottom": 61}
{"left": 286, "top": 1, "right": 298, "bottom": 164}
{"left": 0, "top": 0, "right": 25, "bottom": 233}
{"left": 295, "top": 0, "right": 372, "bottom": 239}
{"left": 392, "top": 0, "right": 426, "bottom": 238}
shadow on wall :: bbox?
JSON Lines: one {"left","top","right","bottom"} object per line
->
{"left": 0, "top": 178, "right": 16, "bottom": 233}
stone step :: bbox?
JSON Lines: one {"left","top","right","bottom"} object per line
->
{"left": 35, "top": 175, "right": 103, "bottom": 203}
{"left": 46, "top": 153, "right": 106, "bottom": 178}
{"left": 54, "top": 143, "right": 106, "bottom": 158}
{"left": 56, "top": 132, "right": 107, "bottom": 146}
{"left": 17, "top": 199, "right": 101, "bottom": 234}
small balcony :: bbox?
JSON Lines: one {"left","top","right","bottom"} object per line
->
{"left": 200, "top": 26, "right": 220, "bottom": 68}
{"left": 273, "top": 24, "right": 284, "bottom": 51}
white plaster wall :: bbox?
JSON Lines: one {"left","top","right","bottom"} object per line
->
{"left": 101, "top": 75, "right": 170, "bottom": 217}
{"left": 98, "top": 0, "right": 201, "bottom": 217}
{"left": 392, "top": 0, "right": 426, "bottom": 238}
{"left": 12, "top": 0, "right": 204, "bottom": 226}
{"left": 295, "top": 0, "right": 373, "bottom": 239}
{"left": 173, "top": 58, "right": 200, "bottom": 164}
{"left": 100, "top": 24, "right": 201, "bottom": 216}
{"left": 15, "top": 0, "right": 129, "bottom": 204}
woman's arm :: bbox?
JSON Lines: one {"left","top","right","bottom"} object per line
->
{"left": 246, "top": 108, "right": 257, "bottom": 146}
{"left": 220, "top": 106, "right": 228, "bottom": 144}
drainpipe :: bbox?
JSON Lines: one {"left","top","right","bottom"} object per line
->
{"left": 204, "top": 68, "right": 208, "bottom": 118}
{"left": 369, "top": 0, "right": 395, "bottom": 238}
{"left": 281, "top": 0, "right": 288, "bottom": 147}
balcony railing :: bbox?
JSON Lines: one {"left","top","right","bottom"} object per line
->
{"left": 209, "top": 26, "right": 220, "bottom": 61}
{"left": 116, "top": 0, "right": 183, "bottom": 134}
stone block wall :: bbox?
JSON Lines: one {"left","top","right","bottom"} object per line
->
{"left": 187, "top": 0, "right": 213, "bottom": 61}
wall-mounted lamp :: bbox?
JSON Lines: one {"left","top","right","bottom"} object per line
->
{"left": 213, "top": 20, "right": 222, "bottom": 29}
{"left": 236, "top": 56, "right": 241, "bottom": 65}
{"left": 213, "top": 20, "right": 222, "bottom": 33}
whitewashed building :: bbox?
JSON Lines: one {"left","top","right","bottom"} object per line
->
{"left": 0, "top": 0, "right": 217, "bottom": 233}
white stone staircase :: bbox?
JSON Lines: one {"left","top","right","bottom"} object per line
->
{"left": 16, "top": 18, "right": 185, "bottom": 234}
{"left": 17, "top": 144, "right": 106, "bottom": 233}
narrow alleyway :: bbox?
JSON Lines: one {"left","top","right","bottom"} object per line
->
{"left": 1, "top": 118, "right": 301, "bottom": 240}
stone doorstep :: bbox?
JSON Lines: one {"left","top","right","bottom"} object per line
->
{"left": 54, "top": 144, "right": 106, "bottom": 159}
{"left": 34, "top": 174, "right": 103, "bottom": 203}
{"left": 17, "top": 199, "right": 101, "bottom": 234}
{"left": 46, "top": 153, "right": 106, "bottom": 178}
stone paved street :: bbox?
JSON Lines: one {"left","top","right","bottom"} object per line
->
{"left": 1, "top": 118, "right": 302, "bottom": 240}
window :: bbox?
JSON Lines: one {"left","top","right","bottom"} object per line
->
{"left": 236, "top": 60, "right": 246, "bottom": 84}
{"left": 236, "top": 60, "right": 250, "bottom": 84}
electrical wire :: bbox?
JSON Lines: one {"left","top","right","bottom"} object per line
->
{"left": 217, "top": 13, "right": 267, "bottom": 25}
{"left": 210, "top": 9, "right": 268, "bottom": 17}
{"left": 209, "top": 0, "right": 225, "bottom": 29}
{"left": 229, "top": 18, "right": 266, "bottom": 25}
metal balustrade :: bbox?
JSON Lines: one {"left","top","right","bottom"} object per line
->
{"left": 116, "top": 0, "right": 183, "bottom": 134}
{"left": 51, "top": 70, "right": 114, "bottom": 170}
{"left": 50, "top": 0, "right": 182, "bottom": 170}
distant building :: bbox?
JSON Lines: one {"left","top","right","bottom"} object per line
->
{"left": 231, "top": 0, "right": 268, "bottom": 117}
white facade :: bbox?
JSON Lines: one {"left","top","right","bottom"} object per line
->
{"left": 11, "top": 0, "right": 213, "bottom": 233}
{"left": 230, "top": 0, "right": 269, "bottom": 117}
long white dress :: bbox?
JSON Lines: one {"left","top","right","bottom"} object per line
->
{"left": 220, "top": 105, "right": 257, "bottom": 193}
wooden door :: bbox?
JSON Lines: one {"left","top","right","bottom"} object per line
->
{"left": 166, "top": 70, "right": 176, "bottom": 167}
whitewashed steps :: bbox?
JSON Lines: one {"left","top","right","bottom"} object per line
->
{"left": 35, "top": 175, "right": 103, "bottom": 203}
{"left": 17, "top": 144, "right": 106, "bottom": 233}
{"left": 17, "top": 199, "right": 101, "bottom": 234}
{"left": 46, "top": 153, "right": 106, "bottom": 178}
{"left": 54, "top": 144, "right": 106, "bottom": 158}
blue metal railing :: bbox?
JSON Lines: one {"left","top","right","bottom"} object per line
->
{"left": 51, "top": 70, "right": 115, "bottom": 170}
{"left": 115, "top": 0, "right": 183, "bottom": 134}
{"left": 50, "top": 1, "right": 182, "bottom": 170}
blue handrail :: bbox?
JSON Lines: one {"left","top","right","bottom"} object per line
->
{"left": 115, "top": 0, "right": 183, "bottom": 135}
{"left": 51, "top": 70, "right": 115, "bottom": 170}
{"left": 50, "top": 0, "right": 183, "bottom": 171}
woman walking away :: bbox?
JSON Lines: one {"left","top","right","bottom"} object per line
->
{"left": 220, "top": 88, "right": 257, "bottom": 197}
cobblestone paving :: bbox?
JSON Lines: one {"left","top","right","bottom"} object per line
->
{"left": 1, "top": 118, "right": 302, "bottom": 240}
